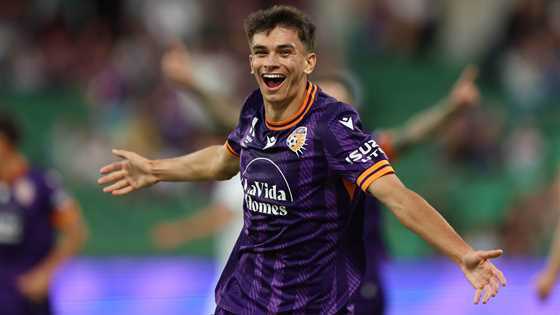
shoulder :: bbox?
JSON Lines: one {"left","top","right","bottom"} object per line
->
{"left": 235, "top": 88, "right": 263, "bottom": 128}
{"left": 314, "top": 97, "right": 360, "bottom": 128}
{"left": 240, "top": 89, "right": 263, "bottom": 116}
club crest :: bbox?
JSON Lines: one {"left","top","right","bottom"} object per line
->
{"left": 286, "top": 126, "right": 308, "bottom": 156}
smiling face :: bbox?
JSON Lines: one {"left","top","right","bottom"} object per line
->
{"left": 249, "top": 26, "right": 316, "bottom": 107}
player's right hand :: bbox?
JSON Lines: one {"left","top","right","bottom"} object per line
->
{"left": 535, "top": 270, "right": 557, "bottom": 301}
{"left": 97, "top": 149, "right": 158, "bottom": 195}
{"left": 161, "top": 41, "right": 195, "bottom": 88}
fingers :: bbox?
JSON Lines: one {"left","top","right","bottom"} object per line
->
{"left": 459, "top": 65, "right": 479, "bottom": 83}
{"left": 482, "top": 280, "right": 497, "bottom": 304}
{"left": 479, "top": 249, "right": 504, "bottom": 260}
{"left": 99, "top": 162, "right": 123, "bottom": 175}
{"left": 496, "top": 268, "right": 507, "bottom": 287}
{"left": 473, "top": 288, "right": 482, "bottom": 304}
{"left": 103, "top": 179, "right": 129, "bottom": 193}
{"left": 112, "top": 185, "right": 134, "bottom": 196}
{"left": 98, "top": 169, "right": 126, "bottom": 185}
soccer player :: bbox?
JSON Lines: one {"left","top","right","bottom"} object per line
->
{"left": 535, "top": 167, "right": 560, "bottom": 301}
{"left": 160, "top": 41, "right": 482, "bottom": 315}
{"left": 98, "top": 5, "right": 506, "bottom": 314}
{"left": 0, "top": 112, "right": 89, "bottom": 315}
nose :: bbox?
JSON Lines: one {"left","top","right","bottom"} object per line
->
{"left": 263, "top": 53, "right": 280, "bottom": 70}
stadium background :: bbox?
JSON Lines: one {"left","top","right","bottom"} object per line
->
{"left": 1, "top": 0, "right": 559, "bottom": 314}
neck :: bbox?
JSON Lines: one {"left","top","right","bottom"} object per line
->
{"left": 0, "top": 152, "right": 28, "bottom": 183}
{"left": 264, "top": 81, "right": 308, "bottom": 123}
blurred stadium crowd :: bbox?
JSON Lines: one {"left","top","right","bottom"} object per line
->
{"left": 1, "top": 0, "right": 559, "bottom": 258}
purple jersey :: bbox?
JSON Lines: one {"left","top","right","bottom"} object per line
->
{"left": 216, "top": 82, "right": 395, "bottom": 314}
{"left": 0, "top": 169, "right": 70, "bottom": 315}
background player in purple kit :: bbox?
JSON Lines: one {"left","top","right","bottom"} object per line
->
{"left": 0, "top": 112, "right": 89, "bottom": 315}
{"left": 98, "top": 5, "right": 505, "bottom": 314}
{"left": 158, "top": 40, "right": 481, "bottom": 314}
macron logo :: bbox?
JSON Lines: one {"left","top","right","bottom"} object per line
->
{"left": 339, "top": 116, "right": 354, "bottom": 130}
{"left": 263, "top": 136, "right": 277, "bottom": 150}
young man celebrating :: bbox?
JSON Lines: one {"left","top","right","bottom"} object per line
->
{"left": 98, "top": 6, "right": 505, "bottom": 314}
{"left": 0, "top": 112, "right": 88, "bottom": 315}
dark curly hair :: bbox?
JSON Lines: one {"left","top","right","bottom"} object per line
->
{"left": 244, "top": 5, "right": 316, "bottom": 52}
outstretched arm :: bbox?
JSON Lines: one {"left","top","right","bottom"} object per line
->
{"left": 368, "top": 174, "right": 506, "bottom": 304}
{"left": 536, "top": 170, "right": 560, "bottom": 301}
{"left": 17, "top": 200, "right": 88, "bottom": 302}
{"left": 151, "top": 204, "right": 234, "bottom": 250}
{"left": 98, "top": 145, "right": 240, "bottom": 195}
{"left": 382, "top": 66, "right": 479, "bottom": 155}
{"left": 162, "top": 42, "right": 239, "bottom": 131}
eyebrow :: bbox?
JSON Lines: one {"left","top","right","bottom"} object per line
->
{"left": 251, "top": 44, "right": 297, "bottom": 51}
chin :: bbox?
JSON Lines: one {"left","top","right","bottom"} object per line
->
{"left": 263, "top": 93, "right": 284, "bottom": 104}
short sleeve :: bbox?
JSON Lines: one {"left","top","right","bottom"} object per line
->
{"left": 319, "top": 103, "right": 395, "bottom": 191}
{"left": 44, "top": 171, "right": 81, "bottom": 228}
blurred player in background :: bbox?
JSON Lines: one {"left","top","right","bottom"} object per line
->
{"left": 151, "top": 42, "right": 246, "bottom": 314}
{"left": 158, "top": 40, "right": 481, "bottom": 314}
{"left": 0, "top": 112, "right": 88, "bottom": 315}
{"left": 151, "top": 173, "right": 243, "bottom": 314}
{"left": 535, "top": 166, "right": 560, "bottom": 301}
{"left": 98, "top": 5, "right": 505, "bottom": 314}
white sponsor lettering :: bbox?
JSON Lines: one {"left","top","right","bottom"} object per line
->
{"left": 345, "top": 139, "right": 386, "bottom": 164}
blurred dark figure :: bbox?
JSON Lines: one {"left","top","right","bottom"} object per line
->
{"left": 0, "top": 112, "right": 88, "bottom": 315}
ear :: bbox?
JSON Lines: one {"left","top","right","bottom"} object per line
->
{"left": 304, "top": 52, "right": 317, "bottom": 75}
{"left": 249, "top": 54, "right": 255, "bottom": 74}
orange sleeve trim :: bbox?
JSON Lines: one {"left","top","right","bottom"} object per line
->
{"left": 360, "top": 167, "right": 395, "bottom": 191}
{"left": 51, "top": 206, "right": 80, "bottom": 229}
{"left": 356, "top": 160, "right": 390, "bottom": 186}
{"left": 224, "top": 141, "right": 240, "bottom": 158}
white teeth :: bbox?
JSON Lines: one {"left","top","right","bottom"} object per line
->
{"left": 262, "top": 74, "right": 286, "bottom": 79}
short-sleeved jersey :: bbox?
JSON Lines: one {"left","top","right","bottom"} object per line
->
{"left": 0, "top": 169, "right": 70, "bottom": 314}
{"left": 216, "top": 82, "right": 395, "bottom": 314}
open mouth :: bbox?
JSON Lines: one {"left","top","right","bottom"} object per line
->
{"left": 262, "top": 73, "right": 286, "bottom": 89}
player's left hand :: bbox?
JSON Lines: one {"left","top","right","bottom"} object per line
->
{"left": 17, "top": 267, "right": 52, "bottom": 302}
{"left": 449, "top": 65, "right": 480, "bottom": 109}
{"left": 460, "top": 249, "right": 506, "bottom": 304}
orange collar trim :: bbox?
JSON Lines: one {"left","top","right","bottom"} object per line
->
{"left": 265, "top": 82, "right": 317, "bottom": 131}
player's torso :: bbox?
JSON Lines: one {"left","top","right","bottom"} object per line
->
{"left": 237, "top": 95, "right": 349, "bottom": 253}
{"left": 0, "top": 171, "right": 55, "bottom": 272}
